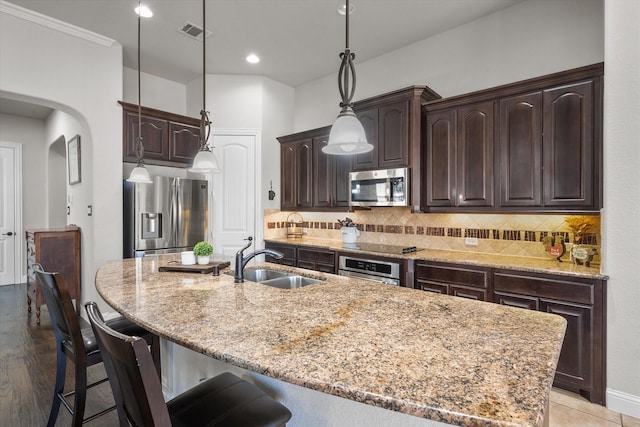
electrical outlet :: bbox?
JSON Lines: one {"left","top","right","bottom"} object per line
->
{"left": 464, "top": 237, "right": 478, "bottom": 246}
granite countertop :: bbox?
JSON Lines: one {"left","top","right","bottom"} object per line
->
{"left": 96, "top": 254, "right": 566, "bottom": 427}
{"left": 265, "top": 237, "right": 607, "bottom": 280}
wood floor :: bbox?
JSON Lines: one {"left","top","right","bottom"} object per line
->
{"left": 0, "top": 283, "right": 119, "bottom": 426}
{"left": 1, "top": 282, "right": 638, "bottom": 427}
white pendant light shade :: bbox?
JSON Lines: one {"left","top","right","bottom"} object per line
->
{"left": 127, "top": 165, "right": 153, "bottom": 183}
{"left": 189, "top": 148, "right": 221, "bottom": 174}
{"left": 323, "top": 107, "right": 372, "bottom": 155}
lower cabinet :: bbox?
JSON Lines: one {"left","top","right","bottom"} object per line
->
{"left": 263, "top": 242, "right": 297, "bottom": 267}
{"left": 26, "top": 227, "right": 81, "bottom": 325}
{"left": 414, "top": 262, "right": 606, "bottom": 405}
{"left": 493, "top": 270, "right": 606, "bottom": 405}
{"left": 414, "top": 261, "right": 491, "bottom": 301}
{"left": 264, "top": 242, "right": 336, "bottom": 274}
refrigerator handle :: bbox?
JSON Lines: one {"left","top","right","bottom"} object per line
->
{"left": 176, "top": 180, "right": 183, "bottom": 242}
{"left": 169, "top": 179, "right": 176, "bottom": 242}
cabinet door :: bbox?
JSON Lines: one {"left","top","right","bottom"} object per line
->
{"left": 168, "top": 122, "right": 200, "bottom": 164}
{"left": 424, "top": 110, "right": 456, "bottom": 207}
{"left": 378, "top": 100, "right": 410, "bottom": 168}
{"left": 296, "top": 140, "right": 313, "bottom": 208}
{"left": 540, "top": 299, "right": 593, "bottom": 390}
{"left": 543, "top": 81, "right": 594, "bottom": 208}
{"left": 498, "top": 92, "right": 542, "bottom": 207}
{"left": 456, "top": 101, "right": 494, "bottom": 207}
{"left": 313, "top": 137, "right": 333, "bottom": 208}
{"left": 333, "top": 155, "right": 351, "bottom": 207}
{"left": 281, "top": 143, "right": 297, "bottom": 210}
{"left": 352, "top": 108, "right": 378, "bottom": 170}
{"left": 124, "top": 111, "right": 168, "bottom": 162}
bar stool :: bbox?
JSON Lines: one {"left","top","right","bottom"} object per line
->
{"left": 33, "top": 264, "right": 160, "bottom": 426}
{"left": 85, "top": 301, "right": 293, "bottom": 426}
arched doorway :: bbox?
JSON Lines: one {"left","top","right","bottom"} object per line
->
{"left": 48, "top": 136, "right": 67, "bottom": 227}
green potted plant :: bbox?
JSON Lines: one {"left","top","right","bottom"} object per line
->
{"left": 193, "top": 241, "right": 213, "bottom": 265}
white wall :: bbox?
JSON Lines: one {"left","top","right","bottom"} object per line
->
{"left": 185, "top": 74, "right": 295, "bottom": 222}
{"left": 123, "top": 66, "right": 187, "bottom": 115}
{"left": 0, "top": 4, "right": 123, "bottom": 311}
{"left": 602, "top": 0, "right": 640, "bottom": 416}
{"left": 294, "top": 0, "right": 604, "bottom": 131}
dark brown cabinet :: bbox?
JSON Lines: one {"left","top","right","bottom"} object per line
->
{"left": 313, "top": 132, "right": 351, "bottom": 209}
{"left": 263, "top": 242, "right": 297, "bottom": 267}
{"left": 120, "top": 101, "right": 201, "bottom": 167}
{"left": 423, "top": 102, "right": 494, "bottom": 209}
{"left": 280, "top": 138, "right": 313, "bottom": 210}
{"left": 422, "top": 62, "right": 603, "bottom": 213}
{"left": 497, "top": 79, "right": 599, "bottom": 210}
{"left": 498, "top": 92, "right": 543, "bottom": 207}
{"left": 264, "top": 242, "right": 335, "bottom": 273}
{"left": 414, "top": 261, "right": 491, "bottom": 301}
{"left": 493, "top": 269, "right": 606, "bottom": 405}
{"left": 353, "top": 86, "right": 441, "bottom": 211}
{"left": 296, "top": 247, "right": 336, "bottom": 273}
{"left": 279, "top": 126, "right": 349, "bottom": 211}
{"left": 26, "top": 227, "right": 81, "bottom": 325}
{"left": 413, "top": 259, "right": 606, "bottom": 405}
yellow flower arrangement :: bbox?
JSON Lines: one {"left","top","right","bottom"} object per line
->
{"left": 564, "top": 215, "right": 599, "bottom": 244}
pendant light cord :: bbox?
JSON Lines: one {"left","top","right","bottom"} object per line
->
{"left": 136, "top": 0, "right": 144, "bottom": 165}
{"left": 199, "top": 0, "right": 211, "bottom": 150}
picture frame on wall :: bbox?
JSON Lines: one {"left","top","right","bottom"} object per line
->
{"left": 67, "top": 135, "right": 81, "bottom": 185}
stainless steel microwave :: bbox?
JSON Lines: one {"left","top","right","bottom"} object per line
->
{"left": 349, "top": 168, "right": 410, "bottom": 207}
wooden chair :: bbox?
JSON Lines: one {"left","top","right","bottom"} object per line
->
{"left": 33, "top": 263, "right": 160, "bottom": 426}
{"left": 85, "top": 301, "right": 293, "bottom": 426}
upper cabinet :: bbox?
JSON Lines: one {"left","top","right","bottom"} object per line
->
{"left": 423, "top": 101, "right": 494, "bottom": 208}
{"left": 279, "top": 126, "right": 348, "bottom": 211}
{"left": 422, "top": 63, "right": 603, "bottom": 213}
{"left": 120, "top": 101, "right": 201, "bottom": 167}
{"left": 352, "top": 86, "right": 441, "bottom": 210}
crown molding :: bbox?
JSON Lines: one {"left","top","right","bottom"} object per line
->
{"left": 0, "top": 1, "right": 117, "bottom": 48}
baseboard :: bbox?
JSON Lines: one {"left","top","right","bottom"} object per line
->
{"left": 607, "top": 388, "right": 640, "bottom": 418}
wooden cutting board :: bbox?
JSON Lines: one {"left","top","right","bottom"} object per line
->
{"left": 158, "top": 261, "right": 231, "bottom": 276}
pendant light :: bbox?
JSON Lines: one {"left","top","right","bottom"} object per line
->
{"left": 322, "top": 0, "right": 373, "bottom": 156}
{"left": 126, "top": 0, "right": 153, "bottom": 183}
{"left": 189, "top": 0, "right": 221, "bottom": 174}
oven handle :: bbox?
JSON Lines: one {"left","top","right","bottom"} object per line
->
{"left": 338, "top": 270, "right": 400, "bottom": 286}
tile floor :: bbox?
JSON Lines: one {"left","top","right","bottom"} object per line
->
{"left": 550, "top": 388, "right": 640, "bottom": 426}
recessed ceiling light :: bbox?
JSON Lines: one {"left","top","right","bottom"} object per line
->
{"left": 135, "top": 5, "right": 153, "bottom": 18}
{"left": 337, "top": 3, "right": 355, "bottom": 15}
{"left": 246, "top": 54, "right": 260, "bottom": 64}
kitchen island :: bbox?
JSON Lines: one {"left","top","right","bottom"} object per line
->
{"left": 95, "top": 255, "right": 566, "bottom": 427}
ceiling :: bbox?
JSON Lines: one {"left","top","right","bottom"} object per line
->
{"left": 6, "top": 0, "right": 524, "bottom": 88}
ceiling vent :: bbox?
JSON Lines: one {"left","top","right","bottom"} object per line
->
{"left": 177, "top": 22, "right": 211, "bottom": 41}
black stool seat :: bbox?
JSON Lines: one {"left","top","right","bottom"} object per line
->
{"left": 86, "top": 302, "right": 292, "bottom": 427}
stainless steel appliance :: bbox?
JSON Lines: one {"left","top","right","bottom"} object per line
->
{"left": 348, "top": 167, "right": 409, "bottom": 207}
{"left": 123, "top": 176, "right": 208, "bottom": 258}
{"left": 338, "top": 255, "right": 402, "bottom": 286}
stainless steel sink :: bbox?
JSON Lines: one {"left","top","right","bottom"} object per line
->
{"left": 227, "top": 267, "right": 323, "bottom": 289}
{"left": 259, "top": 275, "right": 323, "bottom": 289}
{"left": 242, "top": 268, "right": 289, "bottom": 282}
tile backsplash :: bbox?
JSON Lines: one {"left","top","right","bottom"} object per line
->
{"left": 264, "top": 208, "right": 601, "bottom": 264}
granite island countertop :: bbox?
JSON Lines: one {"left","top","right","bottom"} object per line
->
{"left": 265, "top": 237, "right": 607, "bottom": 280}
{"left": 95, "top": 254, "right": 566, "bottom": 427}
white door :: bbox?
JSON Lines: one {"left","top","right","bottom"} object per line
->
{"left": 211, "top": 131, "right": 261, "bottom": 258}
{"left": 0, "top": 145, "right": 20, "bottom": 286}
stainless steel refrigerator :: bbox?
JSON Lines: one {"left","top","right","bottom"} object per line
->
{"left": 123, "top": 177, "right": 208, "bottom": 258}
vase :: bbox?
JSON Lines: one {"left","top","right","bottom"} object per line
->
{"left": 196, "top": 255, "right": 210, "bottom": 265}
{"left": 341, "top": 227, "right": 359, "bottom": 244}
